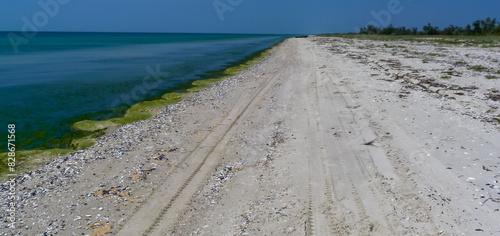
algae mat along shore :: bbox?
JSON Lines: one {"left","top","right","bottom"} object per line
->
{"left": 0, "top": 36, "right": 285, "bottom": 180}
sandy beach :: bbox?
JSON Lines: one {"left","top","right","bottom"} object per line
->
{"left": 1, "top": 36, "right": 500, "bottom": 235}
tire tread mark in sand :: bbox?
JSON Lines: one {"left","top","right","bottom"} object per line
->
{"left": 318, "top": 83, "right": 361, "bottom": 235}
{"left": 309, "top": 41, "right": 393, "bottom": 234}
{"left": 113, "top": 115, "right": 230, "bottom": 234}
{"left": 304, "top": 44, "right": 336, "bottom": 236}
{"left": 304, "top": 45, "right": 321, "bottom": 236}
{"left": 311, "top": 43, "right": 367, "bottom": 233}
{"left": 305, "top": 67, "right": 318, "bottom": 236}
{"left": 306, "top": 165, "right": 315, "bottom": 236}
{"left": 307, "top": 41, "right": 371, "bottom": 235}
{"left": 321, "top": 164, "right": 354, "bottom": 235}
{"left": 142, "top": 69, "right": 283, "bottom": 235}
{"left": 324, "top": 79, "right": 395, "bottom": 234}
{"left": 339, "top": 80, "right": 442, "bottom": 233}
{"left": 314, "top": 75, "right": 341, "bottom": 236}
{"left": 316, "top": 41, "right": 423, "bottom": 234}
{"left": 114, "top": 47, "right": 285, "bottom": 235}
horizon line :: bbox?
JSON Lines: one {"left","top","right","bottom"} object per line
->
{"left": 0, "top": 30, "right": 302, "bottom": 36}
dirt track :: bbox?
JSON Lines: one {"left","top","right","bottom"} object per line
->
{"left": 117, "top": 38, "right": 500, "bottom": 235}
{"left": 2, "top": 37, "right": 500, "bottom": 235}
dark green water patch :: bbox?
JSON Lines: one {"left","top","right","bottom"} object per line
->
{"left": 0, "top": 37, "right": 287, "bottom": 179}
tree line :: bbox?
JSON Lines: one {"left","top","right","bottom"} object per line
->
{"left": 358, "top": 17, "right": 500, "bottom": 36}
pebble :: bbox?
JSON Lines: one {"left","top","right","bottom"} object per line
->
{"left": 0, "top": 65, "right": 264, "bottom": 235}
{"left": 467, "top": 177, "right": 476, "bottom": 182}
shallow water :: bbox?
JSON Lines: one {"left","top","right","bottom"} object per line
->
{"left": 0, "top": 32, "right": 287, "bottom": 150}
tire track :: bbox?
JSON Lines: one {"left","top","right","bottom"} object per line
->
{"left": 312, "top": 38, "right": 442, "bottom": 234}
{"left": 304, "top": 47, "right": 322, "bottom": 236}
{"left": 306, "top": 163, "right": 316, "bottom": 236}
{"left": 308, "top": 40, "right": 394, "bottom": 235}
{"left": 149, "top": 74, "right": 283, "bottom": 235}
{"left": 116, "top": 49, "right": 285, "bottom": 236}
{"left": 312, "top": 42, "right": 371, "bottom": 234}
{"left": 321, "top": 78, "right": 395, "bottom": 235}
{"left": 304, "top": 42, "right": 338, "bottom": 236}
{"left": 338, "top": 79, "right": 443, "bottom": 233}
{"left": 303, "top": 39, "right": 373, "bottom": 236}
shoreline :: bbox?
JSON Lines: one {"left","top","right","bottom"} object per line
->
{"left": 72, "top": 39, "right": 282, "bottom": 133}
{"left": 0, "top": 40, "right": 284, "bottom": 181}
{"left": 1, "top": 36, "right": 499, "bottom": 235}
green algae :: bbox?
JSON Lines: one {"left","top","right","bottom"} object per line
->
{"left": 0, "top": 41, "right": 283, "bottom": 180}
{"left": 73, "top": 92, "right": 184, "bottom": 132}
{"left": 73, "top": 42, "right": 279, "bottom": 133}
{"left": 0, "top": 149, "right": 73, "bottom": 181}
{"left": 69, "top": 130, "right": 106, "bottom": 150}
{"left": 186, "top": 78, "right": 224, "bottom": 93}
{"left": 71, "top": 137, "right": 96, "bottom": 150}
{"left": 73, "top": 120, "right": 115, "bottom": 132}
{"left": 186, "top": 43, "right": 275, "bottom": 93}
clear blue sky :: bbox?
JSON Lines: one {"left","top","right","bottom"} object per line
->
{"left": 0, "top": 0, "right": 498, "bottom": 34}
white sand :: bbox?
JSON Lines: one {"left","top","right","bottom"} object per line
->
{"left": 1, "top": 36, "right": 499, "bottom": 235}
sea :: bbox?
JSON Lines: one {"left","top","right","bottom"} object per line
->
{"left": 0, "top": 32, "right": 288, "bottom": 150}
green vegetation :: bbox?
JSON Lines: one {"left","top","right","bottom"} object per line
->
{"left": 464, "top": 65, "right": 500, "bottom": 76}
{"left": 428, "top": 53, "right": 445, "bottom": 57}
{"left": 486, "top": 75, "right": 499, "bottom": 79}
{"left": 442, "top": 70, "right": 454, "bottom": 78}
{"left": 468, "top": 65, "right": 488, "bottom": 72}
{"left": 324, "top": 34, "right": 500, "bottom": 48}
{"left": 0, "top": 149, "right": 73, "bottom": 181}
{"left": 322, "top": 18, "right": 500, "bottom": 47}
{"left": 358, "top": 17, "right": 500, "bottom": 36}
{"left": 383, "top": 43, "right": 405, "bottom": 48}
{"left": 323, "top": 34, "right": 416, "bottom": 41}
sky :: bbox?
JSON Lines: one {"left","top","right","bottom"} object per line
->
{"left": 0, "top": 0, "right": 499, "bottom": 34}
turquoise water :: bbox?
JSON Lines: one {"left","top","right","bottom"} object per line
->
{"left": 0, "top": 32, "right": 288, "bottom": 150}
